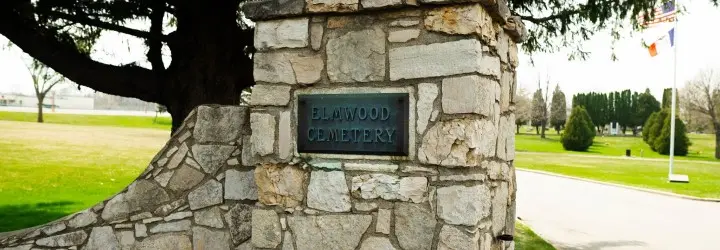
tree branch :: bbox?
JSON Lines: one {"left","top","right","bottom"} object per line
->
{"left": 40, "top": 10, "right": 167, "bottom": 41}
{"left": 0, "top": 7, "right": 162, "bottom": 104}
{"left": 148, "top": 0, "right": 166, "bottom": 73}
{"left": 518, "top": 8, "right": 582, "bottom": 24}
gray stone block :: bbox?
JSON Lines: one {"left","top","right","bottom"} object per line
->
{"left": 389, "top": 39, "right": 483, "bottom": 81}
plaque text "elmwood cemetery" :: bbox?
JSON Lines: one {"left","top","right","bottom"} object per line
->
{"left": 297, "top": 93, "right": 409, "bottom": 156}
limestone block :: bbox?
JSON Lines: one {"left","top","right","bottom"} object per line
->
{"left": 254, "top": 18, "right": 309, "bottom": 50}
{"left": 252, "top": 210, "right": 282, "bottom": 248}
{"left": 388, "top": 29, "right": 420, "bottom": 43}
{"left": 438, "top": 225, "right": 480, "bottom": 250}
{"left": 479, "top": 0, "right": 511, "bottom": 24}
{"left": 327, "top": 27, "right": 385, "bottom": 83}
{"left": 164, "top": 211, "right": 192, "bottom": 221}
{"left": 344, "top": 163, "right": 398, "bottom": 172}
{"left": 497, "top": 115, "right": 515, "bottom": 161}
{"left": 395, "top": 203, "right": 436, "bottom": 250}
{"left": 224, "top": 169, "right": 258, "bottom": 200}
{"left": 188, "top": 180, "right": 223, "bottom": 210}
{"left": 497, "top": 30, "right": 509, "bottom": 63}
{"left": 41, "top": 222, "right": 65, "bottom": 235}
{"left": 278, "top": 111, "right": 293, "bottom": 160}
{"left": 287, "top": 215, "right": 372, "bottom": 250}
{"left": 68, "top": 210, "right": 97, "bottom": 228}
{"left": 509, "top": 40, "right": 519, "bottom": 67}
{"left": 362, "top": 0, "right": 402, "bottom": 8}
{"left": 241, "top": 0, "right": 305, "bottom": 20}
{"left": 390, "top": 19, "right": 420, "bottom": 27}
{"left": 307, "top": 0, "right": 359, "bottom": 12}
{"left": 194, "top": 207, "right": 224, "bottom": 229}
{"left": 250, "top": 85, "right": 292, "bottom": 106}
{"left": 436, "top": 185, "right": 491, "bottom": 226}
{"left": 193, "top": 106, "right": 245, "bottom": 143}
{"left": 154, "top": 171, "right": 173, "bottom": 187}
{"left": 84, "top": 226, "right": 120, "bottom": 250}
{"left": 480, "top": 55, "right": 502, "bottom": 78}
{"left": 354, "top": 202, "right": 378, "bottom": 212}
{"left": 282, "top": 231, "right": 295, "bottom": 250}
{"left": 359, "top": 237, "right": 397, "bottom": 250}
{"left": 310, "top": 23, "right": 324, "bottom": 50}
{"left": 149, "top": 220, "right": 191, "bottom": 234}
{"left": 418, "top": 118, "right": 497, "bottom": 167}
{"left": 376, "top": 209, "right": 391, "bottom": 234}
{"left": 424, "top": 5, "right": 496, "bottom": 46}
{"left": 116, "top": 230, "right": 135, "bottom": 249}
{"left": 493, "top": 182, "right": 509, "bottom": 235}
{"left": 255, "top": 52, "right": 324, "bottom": 85}
{"left": 193, "top": 226, "right": 231, "bottom": 250}
{"left": 351, "top": 174, "right": 427, "bottom": 203}
{"left": 500, "top": 70, "right": 513, "bottom": 112}
{"left": 134, "top": 223, "right": 147, "bottom": 238}
{"left": 255, "top": 163, "right": 308, "bottom": 207}
{"left": 134, "top": 233, "right": 191, "bottom": 250}
{"left": 224, "top": 204, "right": 252, "bottom": 245}
{"left": 167, "top": 165, "right": 204, "bottom": 192}
{"left": 307, "top": 170, "right": 351, "bottom": 212}
{"left": 442, "top": 75, "right": 497, "bottom": 115}
{"left": 193, "top": 144, "right": 236, "bottom": 174}
{"left": 153, "top": 199, "right": 185, "bottom": 217}
{"left": 101, "top": 193, "right": 130, "bottom": 222}
{"left": 35, "top": 231, "right": 87, "bottom": 247}
{"left": 389, "top": 39, "right": 483, "bottom": 81}
{"left": 166, "top": 143, "right": 188, "bottom": 169}
{"left": 416, "top": 83, "right": 438, "bottom": 134}
{"left": 250, "top": 113, "right": 276, "bottom": 157}
{"left": 504, "top": 16, "right": 528, "bottom": 43}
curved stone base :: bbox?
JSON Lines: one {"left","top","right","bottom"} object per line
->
{"left": 0, "top": 105, "right": 254, "bottom": 250}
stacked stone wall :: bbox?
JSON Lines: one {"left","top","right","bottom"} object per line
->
{"left": 242, "top": 0, "right": 525, "bottom": 249}
{"left": 0, "top": 0, "right": 525, "bottom": 249}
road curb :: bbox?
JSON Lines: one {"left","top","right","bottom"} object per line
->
{"left": 517, "top": 168, "right": 720, "bottom": 203}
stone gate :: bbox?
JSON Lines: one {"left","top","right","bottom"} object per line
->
{"left": 0, "top": 0, "right": 525, "bottom": 249}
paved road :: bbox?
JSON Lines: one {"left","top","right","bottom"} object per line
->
{"left": 516, "top": 170, "right": 720, "bottom": 250}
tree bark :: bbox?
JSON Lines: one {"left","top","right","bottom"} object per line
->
{"left": 714, "top": 123, "right": 720, "bottom": 159}
{"left": 541, "top": 121, "right": 546, "bottom": 138}
{"left": 36, "top": 97, "right": 44, "bottom": 123}
{"left": 516, "top": 125, "right": 520, "bottom": 134}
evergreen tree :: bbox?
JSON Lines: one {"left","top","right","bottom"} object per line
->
{"left": 531, "top": 88, "right": 546, "bottom": 135}
{"left": 642, "top": 112, "right": 657, "bottom": 143}
{"left": 662, "top": 88, "right": 673, "bottom": 109}
{"left": 636, "top": 88, "right": 662, "bottom": 134}
{"left": 647, "top": 109, "right": 669, "bottom": 150}
{"left": 561, "top": 106, "right": 595, "bottom": 151}
{"left": 550, "top": 85, "right": 567, "bottom": 134}
{"left": 653, "top": 115, "right": 691, "bottom": 156}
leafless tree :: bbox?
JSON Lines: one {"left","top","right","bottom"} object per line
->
{"left": 683, "top": 68, "right": 720, "bottom": 159}
{"left": 24, "top": 59, "right": 64, "bottom": 123}
{"left": 514, "top": 87, "right": 532, "bottom": 134}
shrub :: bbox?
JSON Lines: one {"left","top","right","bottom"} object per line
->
{"left": 561, "top": 106, "right": 595, "bottom": 151}
{"left": 653, "top": 115, "right": 691, "bottom": 156}
{"left": 642, "top": 112, "right": 657, "bottom": 143}
{"left": 647, "top": 110, "right": 669, "bottom": 150}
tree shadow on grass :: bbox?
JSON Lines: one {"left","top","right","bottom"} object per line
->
{"left": 0, "top": 201, "right": 77, "bottom": 233}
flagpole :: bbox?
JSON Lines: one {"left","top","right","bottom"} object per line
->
{"left": 668, "top": 2, "right": 679, "bottom": 180}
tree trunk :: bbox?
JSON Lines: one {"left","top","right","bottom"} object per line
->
{"left": 541, "top": 122, "right": 546, "bottom": 139}
{"left": 162, "top": 0, "right": 255, "bottom": 133}
{"left": 535, "top": 126, "right": 539, "bottom": 135}
{"left": 714, "top": 123, "right": 720, "bottom": 159}
{"left": 37, "top": 98, "right": 44, "bottom": 123}
{"left": 516, "top": 125, "right": 520, "bottom": 134}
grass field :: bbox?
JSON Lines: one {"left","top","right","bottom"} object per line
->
{"left": 0, "top": 120, "right": 169, "bottom": 232}
{"left": 0, "top": 111, "right": 172, "bottom": 130}
{"left": 515, "top": 131, "right": 720, "bottom": 199}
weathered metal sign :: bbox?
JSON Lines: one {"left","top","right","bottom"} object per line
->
{"left": 297, "top": 93, "right": 409, "bottom": 156}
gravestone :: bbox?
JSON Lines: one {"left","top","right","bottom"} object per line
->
{"left": 0, "top": 1, "right": 525, "bottom": 249}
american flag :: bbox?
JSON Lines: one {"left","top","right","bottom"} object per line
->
{"left": 637, "top": 1, "right": 677, "bottom": 27}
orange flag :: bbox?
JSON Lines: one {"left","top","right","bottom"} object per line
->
{"left": 648, "top": 43, "right": 658, "bottom": 57}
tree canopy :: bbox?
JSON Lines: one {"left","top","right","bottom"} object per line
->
{"left": 1, "top": 0, "right": 717, "bottom": 130}
{"left": 550, "top": 84, "right": 567, "bottom": 133}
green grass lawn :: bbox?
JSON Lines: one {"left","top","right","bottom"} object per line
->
{"left": 516, "top": 132, "right": 719, "bottom": 162}
{"left": 0, "top": 111, "right": 172, "bottom": 130}
{"left": 515, "top": 221, "right": 556, "bottom": 250}
{"left": 0, "top": 120, "right": 168, "bottom": 232}
{"left": 516, "top": 129, "right": 720, "bottom": 199}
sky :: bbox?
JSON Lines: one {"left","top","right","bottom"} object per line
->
{"left": 1, "top": 0, "right": 720, "bottom": 102}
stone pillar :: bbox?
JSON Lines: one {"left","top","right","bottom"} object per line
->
{"left": 243, "top": 0, "right": 525, "bottom": 249}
